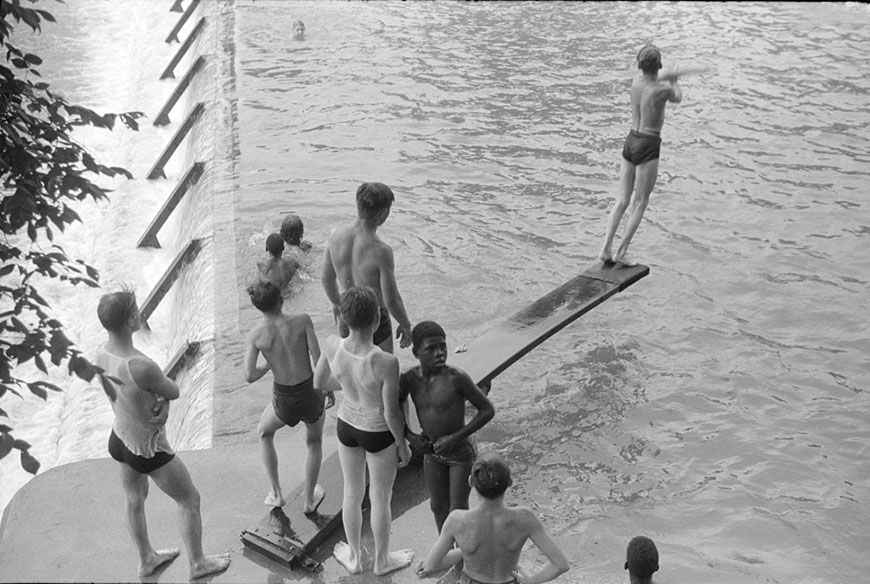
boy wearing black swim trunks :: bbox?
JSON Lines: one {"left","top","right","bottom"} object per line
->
{"left": 600, "top": 44, "right": 683, "bottom": 267}
{"left": 399, "top": 321, "right": 495, "bottom": 533}
{"left": 244, "top": 280, "right": 328, "bottom": 513}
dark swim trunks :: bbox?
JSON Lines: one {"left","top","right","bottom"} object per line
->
{"left": 339, "top": 306, "right": 392, "bottom": 345}
{"left": 460, "top": 572, "right": 518, "bottom": 584}
{"left": 622, "top": 129, "right": 662, "bottom": 165}
{"left": 425, "top": 438, "right": 476, "bottom": 467}
{"left": 273, "top": 376, "right": 323, "bottom": 427}
{"left": 108, "top": 430, "right": 175, "bottom": 474}
{"left": 337, "top": 418, "right": 395, "bottom": 453}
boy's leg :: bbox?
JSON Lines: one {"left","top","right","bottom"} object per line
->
{"left": 600, "top": 159, "right": 636, "bottom": 262}
{"left": 119, "top": 463, "right": 180, "bottom": 576}
{"left": 334, "top": 442, "right": 366, "bottom": 574}
{"left": 615, "top": 159, "right": 659, "bottom": 262}
{"left": 302, "top": 414, "right": 325, "bottom": 513}
{"left": 257, "top": 404, "right": 287, "bottom": 507}
{"left": 448, "top": 460, "right": 474, "bottom": 515}
{"left": 424, "top": 455, "right": 451, "bottom": 532}
{"left": 149, "top": 456, "right": 231, "bottom": 578}
{"left": 367, "top": 446, "right": 414, "bottom": 576}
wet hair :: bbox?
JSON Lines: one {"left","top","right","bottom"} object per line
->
{"left": 339, "top": 286, "right": 379, "bottom": 330}
{"left": 265, "top": 232, "right": 284, "bottom": 257}
{"left": 97, "top": 289, "right": 137, "bottom": 332}
{"left": 470, "top": 451, "right": 512, "bottom": 499}
{"left": 411, "top": 321, "right": 446, "bottom": 350}
{"left": 356, "top": 182, "right": 394, "bottom": 221}
{"left": 248, "top": 280, "right": 282, "bottom": 312}
{"left": 637, "top": 44, "right": 663, "bottom": 73}
{"left": 280, "top": 214, "right": 304, "bottom": 246}
{"left": 625, "top": 536, "right": 659, "bottom": 579}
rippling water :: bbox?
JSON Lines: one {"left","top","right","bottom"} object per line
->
{"left": 4, "top": 1, "right": 869, "bottom": 582}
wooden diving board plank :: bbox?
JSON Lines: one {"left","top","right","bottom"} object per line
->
{"left": 240, "top": 261, "right": 649, "bottom": 571}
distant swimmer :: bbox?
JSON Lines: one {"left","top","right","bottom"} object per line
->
{"left": 600, "top": 44, "right": 696, "bottom": 267}
{"left": 292, "top": 19, "right": 305, "bottom": 41}
{"left": 93, "top": 290, "right": 230, "bottom": 579}
{"left": 321, "top": 181, "right": 413, "bottom": 353}
{"left": 244, "top": 280, "right": 330, "bottom": 512}
{"left": 313, "top": 286, "right": 414, "bottom": 576}
{"left": 280, "top": 213, "right": 313, "bottom": 253}
{"left": 399, "top": 321, "right": 494, "bottom": 533}
{"left": 625, "top": 535, "right": 659, "bottom": 584}
{"left": 417, "top": 451, "right": 569, "bottom": 583}
{"left": 258, "top": 232, "right": 300, "bottom": 289}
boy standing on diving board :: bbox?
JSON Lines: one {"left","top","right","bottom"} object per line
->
{"left": 244, "top": 280, "right": 329, "bottom": 513}
{"left": 400, "top": 321, "right": 495, "bottom": 533}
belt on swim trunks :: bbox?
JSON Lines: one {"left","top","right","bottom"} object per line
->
{"left": 629, "top": 129, "right": 661, "bottom": 140}
{"left": 459, "top": 572, "right": 518, "bottom": 584}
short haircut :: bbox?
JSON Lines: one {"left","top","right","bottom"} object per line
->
{"left": 470, "top": 451, "right": 512, "bottom": 499}
{"left": 248, "top": 280, "right": 282, "bottom": 312}
{"left": 339, "top": 286, "right": 379, "bottom": 330}
{"left": 636, "top": 44, "right": 662, "bottom": 73}
{"left": 280, "top": 214, "right": 304, "bottom": 246}
{"left": 97, "top": 290, "right": 137, "bottom": 332}
{"left": 265, "top": 232, "right": 284, "bottom": 257}
{"left": 412, "top": 320, "right": 446, "bottom": 350}
{"left": 626, "top": 536, "right": 659, "bottom": 579}
{"left": 356, "top": 182, "right": 394, "bottom": 220}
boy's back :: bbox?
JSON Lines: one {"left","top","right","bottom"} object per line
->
{"left": 249, "top": 312, "right": 315, "bottom": 386}
{"left": 448, "top": 505, "right": 536, "bottom": 581}
{"left": 326, "top": 224, "right": 392, "bottom": 303}
{"left": 257, "top": 256, "right": 299, "bottom": 289}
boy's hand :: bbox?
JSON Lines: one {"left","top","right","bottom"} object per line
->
{"left": 150, "top": 397, "right": 169, "bottom": 425}
{"left": 324, "top": 391, "right": 335, "bottom": 409}
{"left": 397, "top": 439, "right": 411, "bottom": 468}
{"left": 396, "top": 322, "right": 412, "bottom": 348}
{"left": 433, "top": 433, "right": 460, "bottom": 454}
{"left": 407, "top": 432, "right": 433, "bottom": 454}
{"left": 416, "top": 560, "right": 432, "bottom": 578}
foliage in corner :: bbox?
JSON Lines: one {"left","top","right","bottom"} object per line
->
{"left": 1, "top": 0, "right": 144, "bottom": 473}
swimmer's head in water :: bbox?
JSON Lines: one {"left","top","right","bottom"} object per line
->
{"left": 248, "top": 280, "right": 282, "bottom": 312}
{"left": 280, "top": 214, "right": 304, "bottom": 246}
{"left": 470, "top": 451, "right": 512, "bottom": 499}
{"left": 266, "top": 232, "right": 284, "bottom": 257}
{"left": 98, "top": 289, "right": 139, "bottom": 332}
{"left": 339, "top": 286, "right": 379, "bottom": 331}
{"left": 292, "top": 19, "right": 305, "bottom": 40}
{"left": 637, "top": 44, "right": 662, "bottom": 73}
{"left": 625, "top": 535, "right": 659, "bottom": 579}
{"left": 356, "top": 182, "right": 394, "bottom": 222}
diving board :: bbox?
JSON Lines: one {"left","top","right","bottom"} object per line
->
{"left": 239, "top": 261, "right": 648, "bottom": 573}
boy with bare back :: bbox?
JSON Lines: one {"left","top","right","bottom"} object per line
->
{"left": 94, "top": 290, "right": 230, "bottom": 579}
{"left": 417, "top": 451, "right": 569, "bottom": 584}
{"left": 313, "top": 286, "right": 413, "bottom": 576}
{"left": 600, "top": 44, "right": 687, "bottom": 267}
{"left": 258, "top": 232, "right": 300, "bottom": 289}
{"left": 321, "top": 181, "right": 412, "bottom": 353}
{"left": 400, "top": 321, "right": 495, "bottom": 533}
{"left": 244, "top": 280, "right": 328, "bottom": 513}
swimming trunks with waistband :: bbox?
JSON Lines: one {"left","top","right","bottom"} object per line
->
{"left": 339, "top": 306, "right": 392, "bottom": 346}
{"left": 273, "top": 376, "right": 323, "bottom": 427}
{"left": 108, "top": 430, "right": 175, "bottom": 474}
{"left": 337, "top": 417, "right": 395, "bottom": 453}
{"left": 425, "top": 438, "right": 476, "bottom": 467}
{"left": 622, "top": 129, "right": 662, "bottom": 165}
{"left": 460, "top": 572, "right": 518, "bottom": 584}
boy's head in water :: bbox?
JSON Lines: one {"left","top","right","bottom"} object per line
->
{"left": 280, "top": 214, "right": 304, "bottom": 247}
{"left": 265, "top": 233, "right": 284, "bottom": 258}
{"left": 625, "top": 535, "right": 659, "bottom": 583}
{"left": 292, "top": 19, "right": 305, "bottom": 40}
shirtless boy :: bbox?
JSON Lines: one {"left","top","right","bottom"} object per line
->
{"left": 417, "top": 451, "right": 569, "bottom": 584}
{"left": 258, "top": 232, "right": 300, "bottom": 289}
{"left": 94, "top": 290, "right": 230, "bottom": 579}
{"left": 313, "top": 286, "right": 413, "bottom": 575}
{"left": 400, "top": 321, "right": 495, "bottom": 532}
{"left": 244, "top": 280, "right": 327, "bottom": 512}
{"left": 321, "top": 182, "right": 412, "bottom": 353}
{"left": 600, "top": 44, "right": 683, "bottom": 267}
{"left": 625, "top": 536, "right": 659, "bottom": 584}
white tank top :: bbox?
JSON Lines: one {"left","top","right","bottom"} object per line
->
{"left": 329, "top": 339, "right": 389, "bottom": 432}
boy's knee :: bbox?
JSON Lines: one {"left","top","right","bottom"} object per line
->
{"left": 306, "top": 432, "right": 322, "bottom": 448}
{"left": 257, "top": 425, "right": 275, "bottom": 439}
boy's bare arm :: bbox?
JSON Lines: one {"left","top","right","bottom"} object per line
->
{"left": 434, "top": 372, "right": 494, "bottom": 452}
{"left": 243, "top": 332, "right": 271, "bottom": 383}
{"left": 377, "top": 353, "right": 411, "bottom": 466}
{"left": 321, "top": 245, "right": 342, "bottom": 322}
{"left": 377, "top": 245, "right": 412, "bottom": 347}
{"left": 130, "top": 356, "right": 180, "bottom": 401}
{"left": 417, "top": 512, "right": 464, "bottom": 576}
{"left": 515, "top": 510, "right": 570, "bottom": 584}
{"left": 304, "top": 315, "right": 321, "bottom": 365}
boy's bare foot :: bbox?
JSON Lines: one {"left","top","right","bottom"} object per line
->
{"left": 139, "top": 548, "right": 180, "bottom": 577}
{"left": 599, "top": 250, "right": 614, "bottom": 264}
{"left": 264, "top": 490, "right": 285, "bottom": 507}
{"left": 333, "top": 541, "right": 363, "bottom": 574}
{"left": 190, "top": 554, "right": 231, "bottom": 579}
{"left": 303, "top": 484, "right": 326, "bottom": 514}
{"left": 374, "top": 549, "right": 414, "bottom": 576}
{"left": 614, "top": 253, "right": 638, "bottom": 267}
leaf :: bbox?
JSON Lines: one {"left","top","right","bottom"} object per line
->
{"left": 23, "top": 53, "right": 43, "bottom": 65}
{"left": 21, "top": 448, "right": 40, "bottom": 474}
{"left": 0, "top": 433, "right": 13, "bottom": 460}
